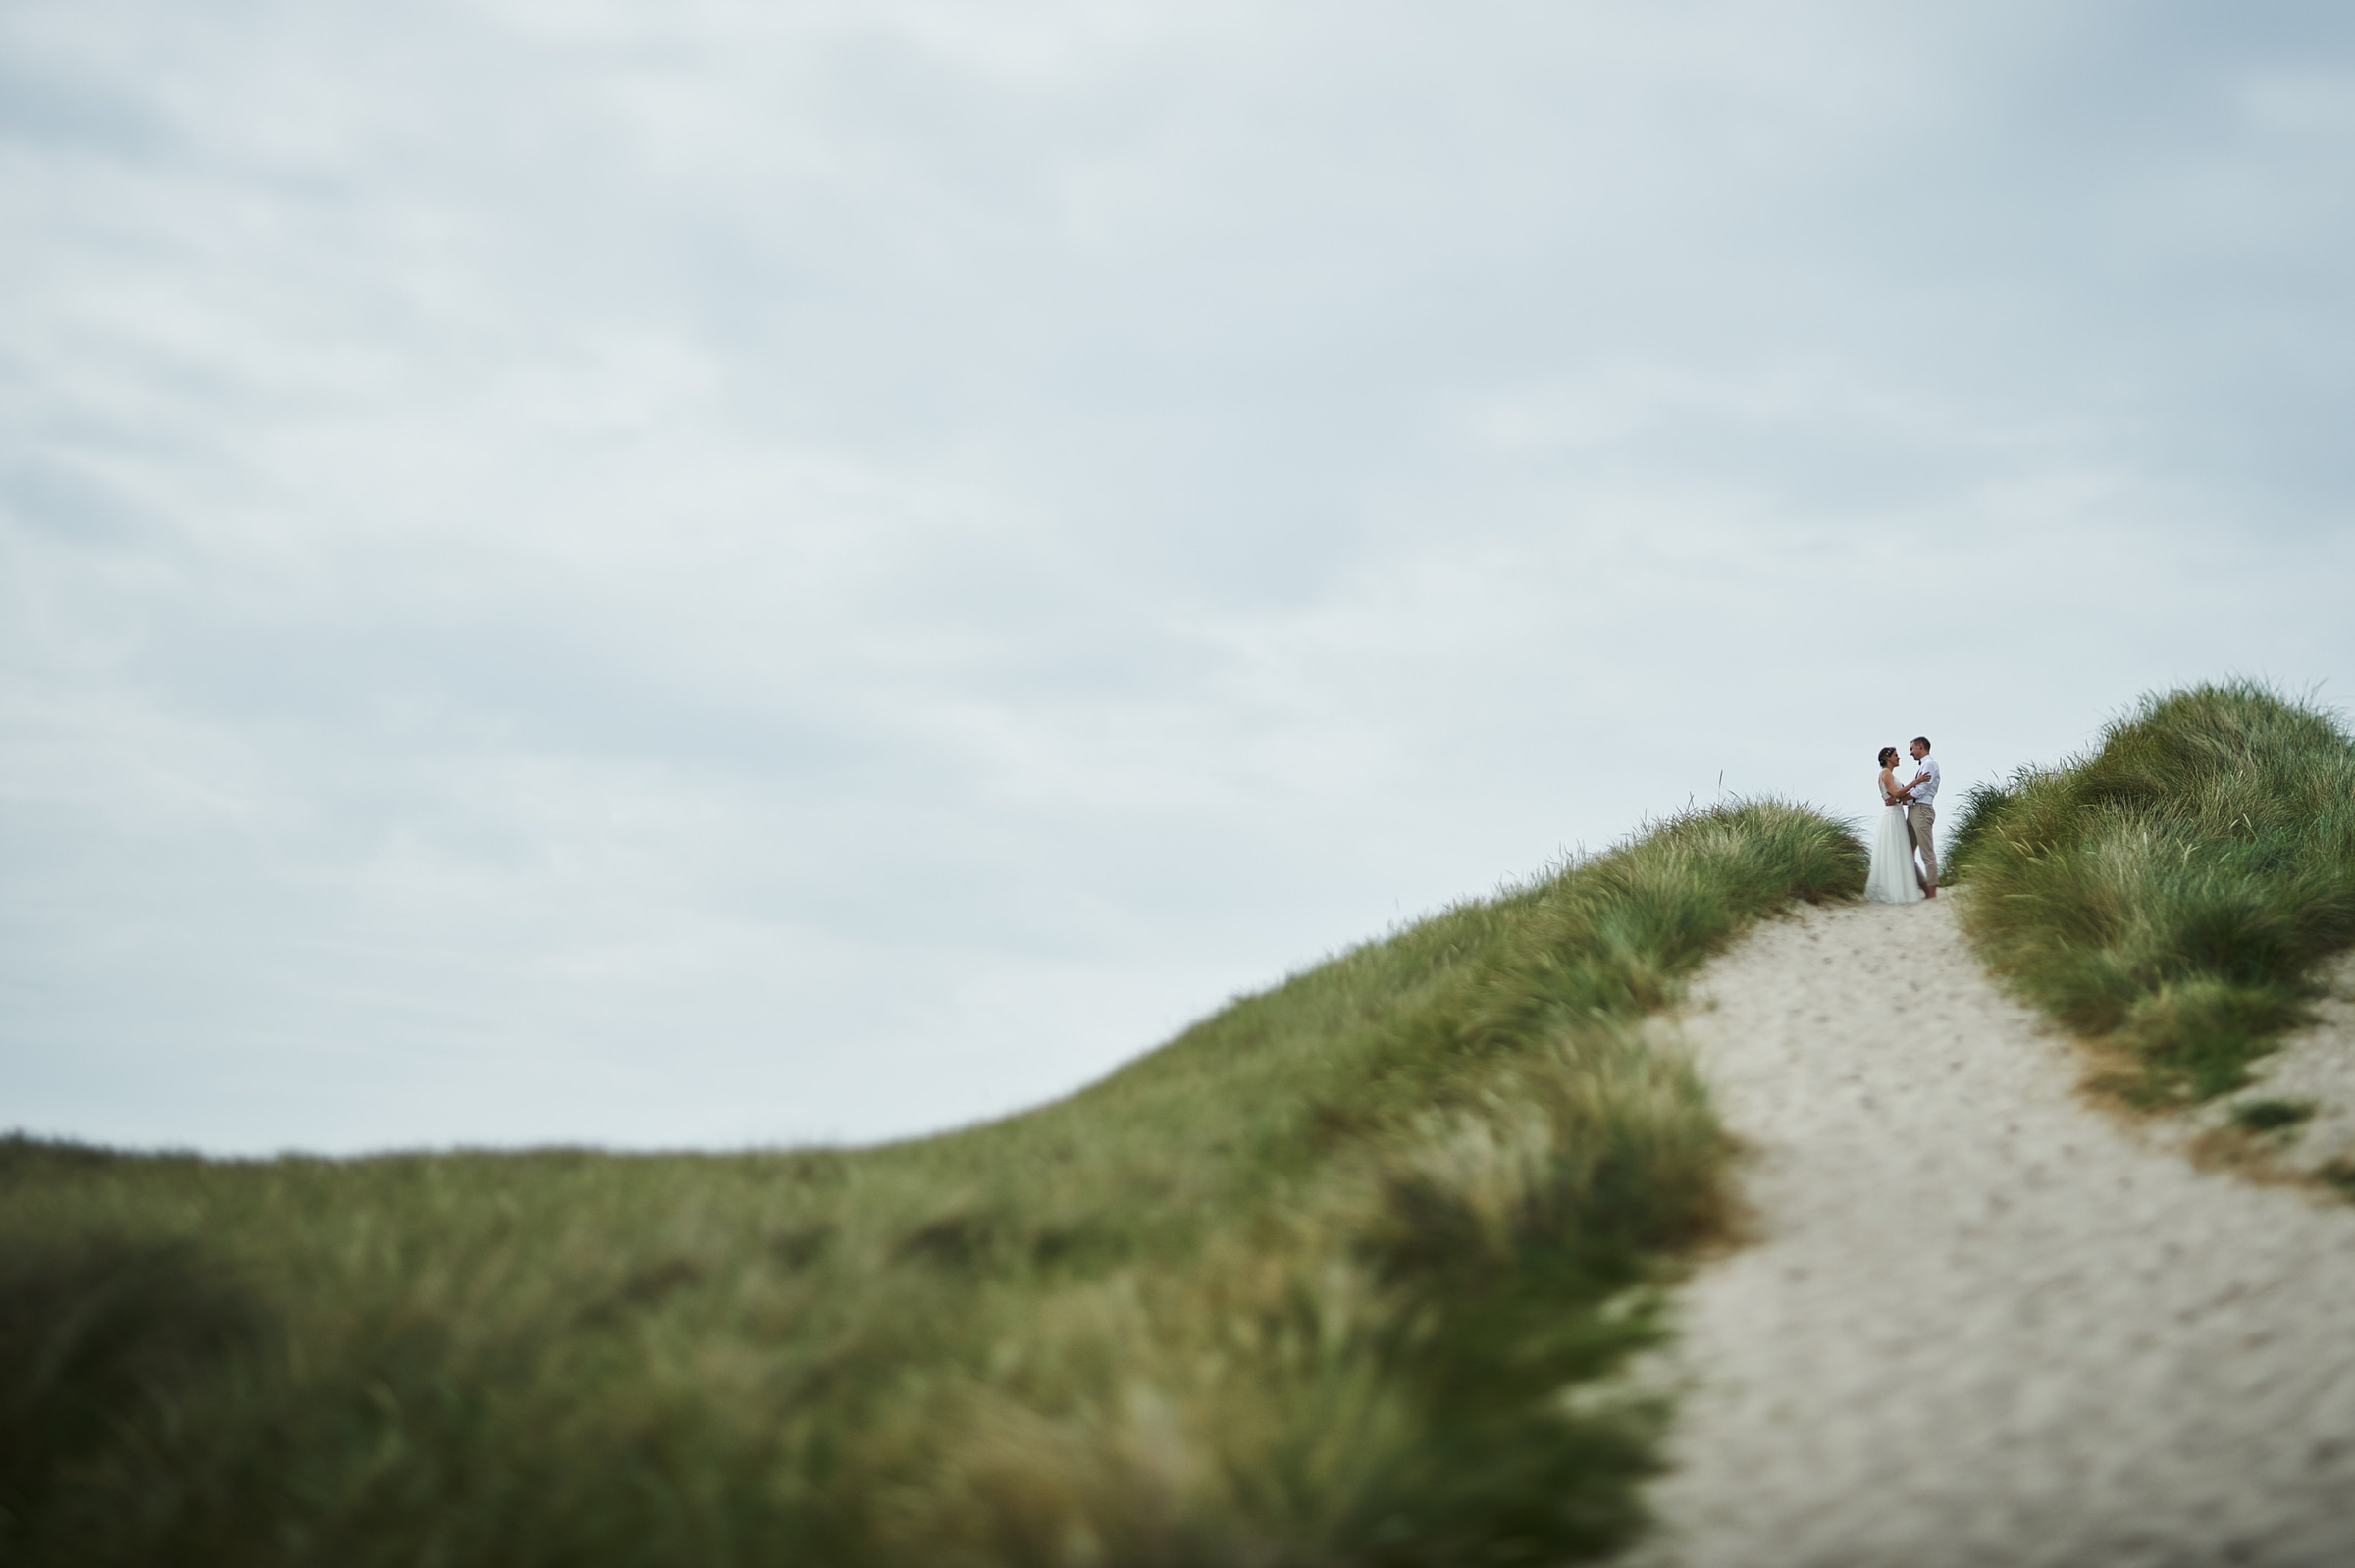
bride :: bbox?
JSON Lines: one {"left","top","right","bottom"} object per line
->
{"left": 1865, "top": 745, "right": 1924, "bottom": 905}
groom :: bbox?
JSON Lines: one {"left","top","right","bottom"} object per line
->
{"left": 1893, "top": 736, "right": 1940, "bottom": 896}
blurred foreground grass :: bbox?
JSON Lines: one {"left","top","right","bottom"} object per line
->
{"left": 1947, "top": 681, "right": 2355, "bottom": 1104}
{"left": 2, "top": 801, "right": 1861, "bottom": 1567}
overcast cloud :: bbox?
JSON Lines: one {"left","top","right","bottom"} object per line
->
{"left": 4, "top": 0, "right": 2352, "bottom": 1154}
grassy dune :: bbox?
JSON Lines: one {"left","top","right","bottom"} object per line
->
{"left": 1947, "top": 681, "right": 2355, "bottom": 1104}
{"left": 2, "top": 801, "right": 1861, "bottom": 1567}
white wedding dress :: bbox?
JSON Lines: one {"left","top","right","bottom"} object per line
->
{"left": 1864, "top": 779, "right": 1925, "bottom": 905}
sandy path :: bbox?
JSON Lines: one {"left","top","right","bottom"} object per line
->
{"left": 1625, "top": 895, "right": 2355, "bottom": 1568}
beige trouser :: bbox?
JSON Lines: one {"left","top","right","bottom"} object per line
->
{"left": 1907, "top": 803, "right": 1938, "bottom": 890}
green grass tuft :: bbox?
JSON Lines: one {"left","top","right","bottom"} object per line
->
{"left": 0, "top": 799, "right": 1862, "bottom": 1567}
{"left": 2228, "top": 1098, "right": 2318, "bottom": 1134}
{"left": 1949, "top": 680, "right": 2355, "bottom": 1104}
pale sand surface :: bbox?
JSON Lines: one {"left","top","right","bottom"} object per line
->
{"left": 1624, "top": 895, "right": 2355, "bottom": 1568}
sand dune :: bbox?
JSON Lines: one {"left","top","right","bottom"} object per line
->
{"left": 1626, "top": 895, "right": 2355, "bottom": 1568}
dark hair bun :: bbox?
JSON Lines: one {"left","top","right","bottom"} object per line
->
{"left": 1877, "top": 746, "right": 1898, "bottom": 764}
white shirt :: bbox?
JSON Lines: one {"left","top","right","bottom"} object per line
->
{"left": 1906, "top": 754, "right": 1941, "bottom": 806}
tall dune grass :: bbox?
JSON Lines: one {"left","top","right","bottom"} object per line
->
{"left": 1, "top": 800, "right": 1861, "bottom": 1567}
{"left": 1946, "top": 681, "right": 2355, "bottom": 1103}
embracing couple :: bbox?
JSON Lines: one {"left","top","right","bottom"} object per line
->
{"left": 1866, "top": 736, "right": 1940, "bottom": 905}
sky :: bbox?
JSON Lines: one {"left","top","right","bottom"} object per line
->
{"left": 4, "top": 0, "right": 2352, "bottom": 1155}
